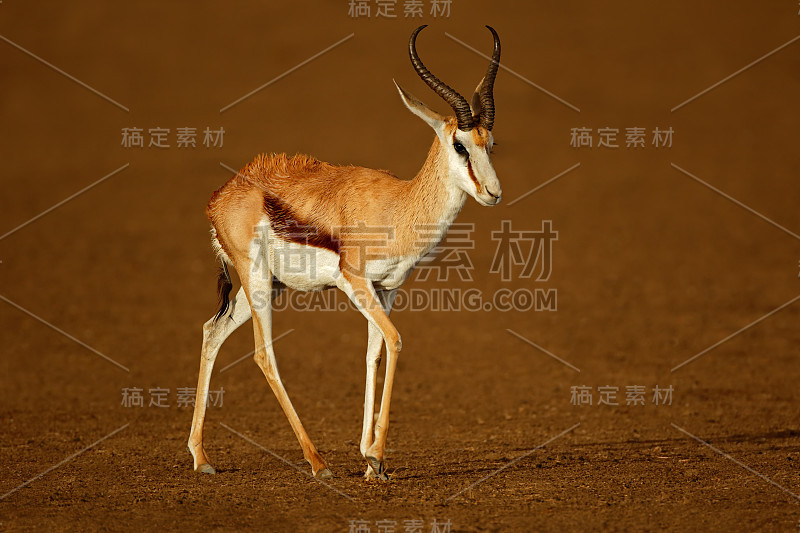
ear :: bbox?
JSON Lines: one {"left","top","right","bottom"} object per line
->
{"left": 470, "top": 76, "right": 485, "bottom": 118}
{"left": 394, "top": 80, "right": 446, "bottom": 132}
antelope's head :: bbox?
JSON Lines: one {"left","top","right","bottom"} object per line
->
{"left": 396, "top": 25, "right": 502, "bottom": 206}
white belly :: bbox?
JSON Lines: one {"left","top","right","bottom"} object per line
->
{"left": 252, "top": 218, "right": 419, "bottom": 292}
{"left": 251, "top": 219, "right": 341, "bottom": 291}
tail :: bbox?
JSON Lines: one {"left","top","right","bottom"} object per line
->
{"left": 214, "top": 261, "right": 234, "bottom": 322}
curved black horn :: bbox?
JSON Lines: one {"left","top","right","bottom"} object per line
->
{"left": 478, "top": 25, "right": 501, "bottom": 131}
{"left": 409, "top": 25, "right": 474, "bottom": 131}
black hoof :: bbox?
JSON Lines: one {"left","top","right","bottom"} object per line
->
{"left": 315, "top": 468, "right": 333, "bottom": 480}
{"left": 196, "top": 463, "right": 216, "bottom": 474}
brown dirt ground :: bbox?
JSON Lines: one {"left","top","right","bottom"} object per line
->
{"left": 1, "top": 1, "right": 799, "bottom": 531}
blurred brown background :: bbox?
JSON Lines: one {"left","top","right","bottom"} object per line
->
{"left": 1, "top": 1, "right": 799, "bottom": 531}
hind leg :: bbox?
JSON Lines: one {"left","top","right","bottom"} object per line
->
{"left": 188, "top": 285, "right": 252, "bottom": 473}
{"left": 246, "top": 267, "right": 331, "bottom": 478}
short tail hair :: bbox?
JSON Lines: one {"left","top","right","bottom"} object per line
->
{"left": 214, "top": 261, "right": 234, "bottom": 322}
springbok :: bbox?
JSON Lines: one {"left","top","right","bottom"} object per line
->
{"left": 188, "top": 25, "right": 502, "bottom": 480}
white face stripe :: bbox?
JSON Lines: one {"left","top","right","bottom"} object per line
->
{"left": 449, "top": 128, "right": 502, "bottom": 206}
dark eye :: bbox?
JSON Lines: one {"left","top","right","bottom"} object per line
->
{"left": 453, "top": 142, "right": 468, "bottom": 156}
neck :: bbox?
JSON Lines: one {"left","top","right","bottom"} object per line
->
{"left": 403, "top": 136, "right": 467, "bottom": 255}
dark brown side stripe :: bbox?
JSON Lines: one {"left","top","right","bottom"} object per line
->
{"left": 263, "top": 193, "right": 340, "bottom": 253}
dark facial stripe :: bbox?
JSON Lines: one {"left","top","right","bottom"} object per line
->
{"left": 452, "top": 130, "right": 482, "bottom": 194}
{"left": 466, "top": 160, "right": 482, "bottom": 194}
{"left": 263, "top": 193, "right": 340, "bottom": 253}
